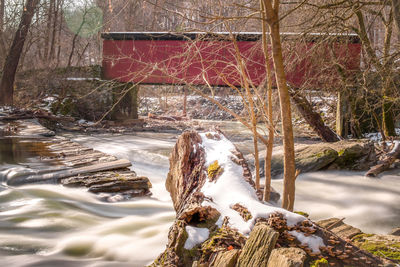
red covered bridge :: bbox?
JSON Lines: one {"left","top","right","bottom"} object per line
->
{"left": 101, "top": 32, "right": 361, "bottom": 118}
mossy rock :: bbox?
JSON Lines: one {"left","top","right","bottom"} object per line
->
{"left": 333, "top": 143, "right": 367, "bottom": 168}
{"left": 267, "top": 145, "right": 338, "bottom": 177}
{"left": 296, "top": 147, "right": 338, "bottom": 172}
{"left": 352, "top": 233, "right": 400, "bottom": 261}
{"left": 249, "top": 140, "right": 375, "bottom": 178}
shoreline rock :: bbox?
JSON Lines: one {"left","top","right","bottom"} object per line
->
{"left": 247, "top": 140, "right": 376, "bottom": 178}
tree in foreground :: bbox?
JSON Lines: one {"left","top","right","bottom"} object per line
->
{"left": 260, "top": 0, "right": 296, "bottom": 211}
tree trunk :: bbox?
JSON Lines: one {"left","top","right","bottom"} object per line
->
{"left": 49, "top": 0, "right": 59, "bottom": 64}
{"left": 392, "top": 0, "right": 400, "bottom": 35}
{"left": 289, "top": 88, "right": 340, "bottom": 142}
{"left": 263, "top": 1, "right": 296, "bottom": 211}
{"left": 0, "top": 0, "right": 40, "bottom": 106}
{"left": 43, "top": 0, "right": 54, "bottom": 65}
{"left": 0, "top": 0, "right": 5, "bottom": 61}
{"left": 260, "top": 0, "right": 274, "bottom": 202}
{"left": 336, "top": 90, "right": 350, "bottom": 138}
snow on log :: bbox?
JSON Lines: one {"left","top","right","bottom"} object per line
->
{"left": 155, "top": 130, "right": 386, "bottom": 267}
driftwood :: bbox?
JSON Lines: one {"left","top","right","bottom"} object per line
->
{"left": 365, "top": 141, "right": 400, "bottom": 177}
{"left": 153, "top": 130, "right": 386, "bottom": 267}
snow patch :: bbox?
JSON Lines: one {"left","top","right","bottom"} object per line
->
{"left": 65, "top": 77, "right": 101, "bottom": 81}
{"left": 184, "top": 226, "right": 210, "bottom": 249}
{"left": 364, "top": 128, "right": 400, "bottom": 141}
{"left": 289, "top": 231, "right": 324, "bottom": 253}
{"left": 199, "top": 132, "right": 308, "bottom": 235}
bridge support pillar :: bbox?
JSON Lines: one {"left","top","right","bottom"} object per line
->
{"left": 111, "top": 83, "right": 139, "bottom": 120}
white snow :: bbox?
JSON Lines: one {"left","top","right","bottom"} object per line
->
{"left": 199, "top": 132, "right": 309, "bottom": 236}
{"left": 184, "top": 226, "right": 210, "bottom": 249}
{"left": 289, "top": 231, "right": 324, "bottom": 253}
{"left": 364, "top": 128, "right": 400, "bottom": 141}
{"left": 388, "top": 140, "right": 400, "bottom": 155}
{"left": 65, "top": 77, "right": 101, "bottom": 81}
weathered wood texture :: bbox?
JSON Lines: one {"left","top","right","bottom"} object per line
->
{"left": 236, "top": 223, "right": 279, "bottom": 267}
{"left": 165, "top": 130, "right": 214, "bottom": 222}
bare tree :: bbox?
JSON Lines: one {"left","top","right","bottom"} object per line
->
{"left": 261, "top": 0, "right": 296, "bottom": 211}
{"left": 0, "top": 0, "right": 40, "bottom": 106}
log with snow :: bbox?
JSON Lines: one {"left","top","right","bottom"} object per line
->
{"left": 155, "top": 130, "right": 386, "bottom": 267}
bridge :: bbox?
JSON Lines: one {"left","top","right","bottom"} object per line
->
{"left": 101, "top": 32, "right": 361, "bottom": 119}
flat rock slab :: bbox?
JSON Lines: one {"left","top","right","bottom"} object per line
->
{"left": 317, "top": 218, "right": 362, "bottom": 240}
{"left": 2, "top": 118, "right": 151, "bottom": 201}
{"left": 61, "top": 170, "right": 151, "bottom": 201}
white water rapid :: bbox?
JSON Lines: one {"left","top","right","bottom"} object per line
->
{"left": 0, "top": 132, "right": 399, "bottom": 267}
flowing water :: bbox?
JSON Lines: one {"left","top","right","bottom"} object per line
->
{"left": 0, "top": 131, "right": 399, "bottom": 266}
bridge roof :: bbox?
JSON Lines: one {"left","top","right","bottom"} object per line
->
{"left": 101, "top": 32, "right": 360, "bottom": 43}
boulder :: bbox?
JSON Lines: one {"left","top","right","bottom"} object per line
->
{"left": 247, "top": 140, "right": 376, "bottom": 178}
{"left": 267, "top": 248, "right": 307, "bottom": 267}
{"left": 389, "top": 228, "right": 400, "bottom": 236}
{"left": 352, "top": 233, "right": 400, "bottom": 263}
{"left": 210, "top": 249, "right": 240, "bottom": 267}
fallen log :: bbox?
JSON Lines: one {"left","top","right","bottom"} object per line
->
{"left": 288, "top": 87, "right": 340, "bottom": 142}
{"left": 365, "top": 141, "right": 400, "bottom": 177}
{"left": 153, "top": 130, "right": 386, "bottom": 267}
{"left": 7, "top": 159, "right": 132, "bottom": 186}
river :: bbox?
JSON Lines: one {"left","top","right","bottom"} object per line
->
{"left": 0, "top": 131, "right": 399, "bottom": 266}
